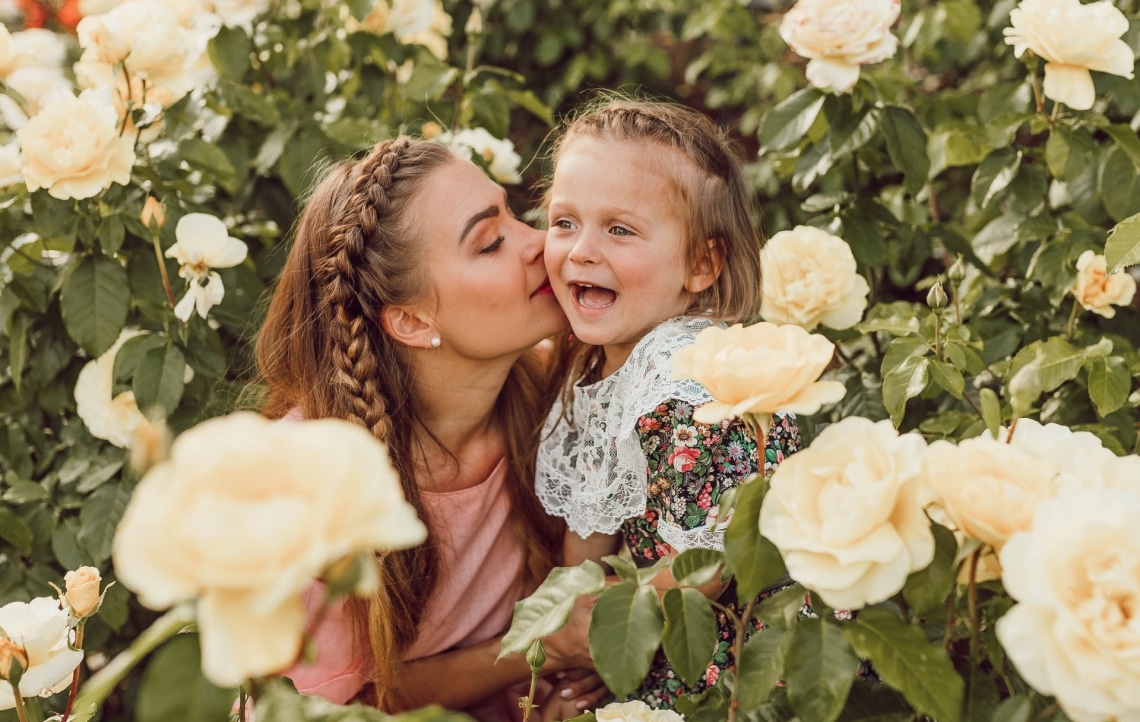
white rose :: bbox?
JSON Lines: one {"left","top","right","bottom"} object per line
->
{"left": 670, "top": 321, "right": 846, "bottom": 426}
{"left": 16, "top": 88, "right": 134, "bottom": 200}
{"left": 596, "top": 700, "right": 685, "bottom": 722}
{"left": 0, "top": 597, "right": 84, "bottom": 710}
{"left": 779, "top": 0, "right": 901, "bottom": 93}
{"left": 78, "top": 0, "right": 124, "bottom": 15}
{"left": 759, "top": 417, "right": 933, "bottom": 609}
{"left": 112, "top": 411, "right": 428, "bottom": 686}
{"left": 1004, "top": 0, "right": 1135, "bottom": 111}
{"left": 204, "top": 0, "right": 271, "bottom": 27}
{"left": 0, "top": 67, "right": 73, "bottom": 129}
{"left": 9, "top": 29, "right": 70, "bottom": 71}
{"left": 997, "top": 489, "right": 1140, "bottom": 722}
{"left": 440, "top": 127, "right": 521, "bottom": 184}
{"left": 0, "top": 25, "right": 12, "bottom": 76}
{"left": 0, "top": 140, "right": 21, "bottom": 188}
{"left": 165, "top": 213, "right": 249, "bottom": 321}
{"left": 760, "top": 225, "right": 869, "bottom": 330}
{"left": 74, "top": 328, "right": 150, "bottom": 448}
{"left": 1005, "top": 418, "right": 1119, "bottom": 493}
{"left": 1072, "top": 250, "right": 1136, "bottom": 318}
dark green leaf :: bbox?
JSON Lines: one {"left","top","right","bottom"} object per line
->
{"left": 589, "top": 583, "right": 664, "bottom": 698}
{"left": 178, "top": 139, "right": 238, "bottom": 194}
{"left": 97, "top": 216, "right": 125, "bottom": 255}
{"left": 971, "top": 149, "right": 1021, "bottom": 210}
{"left": 1045, "top": 126, "right": 1095, "bottom": 182}
{"left": 661, "top": 587, "right": 717, "bottom": 687}
{"left": 758, "top": 87, "right": 826, "bottom": 152}
{"left": 60, "top": 255, "right": 130, "bottom": 357}
{"left": 963, "top": 667, "right": 1000, "bottom": 722}
{"left": 601, "top": 554, "right": 641, "bottom": 584}
{"left": 882, "top": 355, "right": 930, "bottom": 427}
{"left": 992, "top": 695, "right": 1033, "bottom": 722}
{"left": 208, "top": 26, "right": 252, "bottom": 82}
{"left": 0, "top": 508, "right": 33, "bottom": 551}
{"left": 137, "top": 634, "right": 236, "bottom": 722}
{"left": 725, "top": 475, "right": 786, "bottom": 602}
{"left": 737, "top": 629, "right": 790, "bottom": 711}
{"left": 8, "top": 312, "right": 27, "bottom": 392}
{"left": 346, "top": 0, "right": 375, "bottom": 21}
{"left": 1105, "top": 212, "right": 1140, "bottom": 274}
{"left": 1086, "top": 356, "right": 1130, "bottom": 417}
{"left": 1104, "top": 124, "right": 1140, "bottom": 171}
{"left": 51, "top": 519, "right": 93, "bottom": 571}
{"left": 499, "top": 561, "right": 606, "bottom": 659}
{"left": 78, "top": 480, "right": 133, "bottom": 565}
{"left": 784, "top": 618, "right": 858, "bottom": 722}
{"left": 1099, "top": 146, "right": 1140, "bottom": 223}
{"left": 902, "top": 523, "right": 958, "bottom": 616}
{"left": 672, "top": 548, "right": 723, "bottom": 587}
{"left": 753, "top": 583, "right": 806, "bottom": 631}
{"left": 980, "top": 388, "right": 1003, "bottom": 439}
{"left": 132, "top": 343, "right": 186, "bottom": 417}
{"left": 881, "top": 106, "right": 929, "bottom": 196}
{"left": 830, "top": 107, "right": 882, "bottom": 163}
{"left": 841, "top": 608, "right": 964, "bottom": 722}
{"left": 929, "top": 359, "right": 965, "bottom": 399}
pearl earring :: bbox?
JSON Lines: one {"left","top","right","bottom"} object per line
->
{"left": 430, "top": 336, "right": 441, "bottom": 348}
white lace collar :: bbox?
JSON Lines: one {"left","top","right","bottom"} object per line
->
{"left": 536, "top": 316, "right": 719, "bottom": 546}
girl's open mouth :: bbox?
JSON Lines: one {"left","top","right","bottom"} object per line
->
{"left": 570, "top": 282, "right": 617, "bottom": 309}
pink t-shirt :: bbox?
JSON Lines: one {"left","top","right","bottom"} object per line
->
{"left": 284, "top": 455, "right": 527, "bottom": 707}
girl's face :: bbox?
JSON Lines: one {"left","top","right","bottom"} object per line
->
{"left": 417, "top": 157, "right": 565, "bottom": 360}
{"left": 545, "top": 136, "right": 705, "bottom": 374}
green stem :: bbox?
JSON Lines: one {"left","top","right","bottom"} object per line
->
{"left": 59, "top": 625, "right": 85, "bottom": 722}
{"left": 12, "top": 687, "right": 29, "bottom": 722}
{"left": 727, "top": 599, "right": 757, "bottom": 722}
{"left": 1065, "top": 298, "right": 1081, "bottom": 339}
{"left": 68, "top": 604, "right": 195, "bottom": 722}
{"left": 150, "top": 230, "right": 178, "bottom": 312}
{"left": 967, "top": 549, "right": 981, "bottom": 664}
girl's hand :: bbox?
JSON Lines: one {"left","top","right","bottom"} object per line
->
{"left": 542, "top": 596, "right": 596, "bottom": 670}
{"left": 537, "top": 669, "right": 610, "bottom": 721}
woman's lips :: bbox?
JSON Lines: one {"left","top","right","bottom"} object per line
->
{"left": 531, "top": 278, "right": 553, "bottom": 297}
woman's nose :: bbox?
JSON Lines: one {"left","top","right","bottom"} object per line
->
{"left": 522, "top": 222, "right": 546, "bottom": 264}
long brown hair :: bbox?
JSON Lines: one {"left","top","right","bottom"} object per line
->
{"left": 256, "top": 137, "right": 562, "bottom": 707}
{"left": 545, "top": 95, "right": 765, "bottom": 385}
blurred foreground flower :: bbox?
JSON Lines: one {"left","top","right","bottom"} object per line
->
{"left": 760, "top": 225, "right": 869, "bottom": 330}
{"left": 759, "top": 417, "right": 933, "bottom": 609}
{"left": 1003, "top": 0, "right": 1134, "bottom": 111}
{"left": 16, "top": 88, "right": 134, "bottom": 200}
{"left": 439, "top": 127, "right": 522, "bottom": 184}
{"left": 997, "top": 489, "right": 1140, "bottom": 722}
{"left": 670, "top": 321, "right": 845, "bottom": 429}
{"left": 779, "top": 0, "right": 901, "bottom": 92}
{"left": 74, "top": 328, "right": 152, "bottom": 448}
{"left": 1072, "top": 250, "right": 1136, "bottom": 318}
{"left": 165, "top": 213, "right": 248, "bottom": 321}
{"left": 0, "top": 598, "right": 84, "bottom": 710}
{"left": 112, "top": 412, "right": 428, "bottom": 686}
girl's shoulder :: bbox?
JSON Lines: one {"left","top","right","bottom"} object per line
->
{"left": 616, "top": 315, "right": 719, "bottom": 391}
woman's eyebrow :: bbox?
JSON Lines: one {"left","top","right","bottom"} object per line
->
{"left": 458, "top": 204, "right": 500, "bottom": 245}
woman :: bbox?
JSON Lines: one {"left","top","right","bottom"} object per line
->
{"left": 255, "top": 137, "right": 602, "bottom": 719}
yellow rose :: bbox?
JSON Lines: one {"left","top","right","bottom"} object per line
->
{"left": 64, "top": 566, "right": 104, "bottom": 619}
{"left": 760, "top": 225, "right": 870, "bottom": 330}
{"left": 0, "top": 598, "right": 84, "bottom": 710}
{"left": 1073, "top": 250, "right": 1136, "bottom": 318}
{"left": 1003, "top": 0, "right": 1135, "bottom": 111}
{"left": 997, "top": 489, "right": 1140, "bottom": 722}
{"left": 112, "top": 412, "right": 427, "bottom": 686}
{"left": 670, "top": 322, "right": 845, "bottom": 426}
{"left": 16, "top": 88, "right": 134, "bottom": 201}
{"left": 759, "top": 417, "right": 933, "bottom": 609}
{"left": 779, "top": 0, "right": 901, "bottom": 92}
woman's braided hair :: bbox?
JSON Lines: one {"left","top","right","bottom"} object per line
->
{"left": 256, "top": 137, "right": 562, "bottom": 707}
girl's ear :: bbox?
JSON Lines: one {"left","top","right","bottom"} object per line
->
{"left": 684, "top": 237, "right": 725, "bottom": 294}
{"left": 381, "top": 306, "right": 438, "bottom": 350}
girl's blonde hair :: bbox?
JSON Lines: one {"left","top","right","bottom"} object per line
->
{"left": 255, "top": 137, "right": 562, "bottom": 708}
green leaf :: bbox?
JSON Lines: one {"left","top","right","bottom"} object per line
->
{"left": 671, "top": 548, "right": 723, "bottom": 587}
{"left": 737, "top": 629, "right": 791, "bottom": 711}
{"left": 858, "top": 302, "right": 922, "bottom": 336}
{"left": 980, "top": 388, "right": 1003, "bottom": 439}
{"left": 178, "top": 138, "right": 238, "bottom": 194}
{"left": 346, "top": 0, "right": 375, "bottom": 21}
{"left": 499, "top": 561, "right": 606, "bottom": 659}
{"left": 8, "top": 312, "right": 27, "bottom": 392}
{"left": 841, "top": 607, "right": 964, "bottom": 722}
{"left": 992, "top": 695, "right": 1033, "bottom": 722}
{"left": 218, "top": 83, "right": 281, "bottom": 127}
{"left": 882, "top": 355, "right": 931, "bottom": 427}
{"left": 1099, "top": 146, "right": 1140, "bottom": 223}
{"left": 60, "top": 255, "right": 130, "bottom": 357}
{"left": 137, "top": 634, "right": 236, "bottom": 722}
{"left": 588, "top": 582, "right": 664, "bottom": 698}
{"left": 78, "top": 480, "right": 133, "bottom": 565}
{"left": 929, "top": 359, "right": 965, "bottom": 399}
{"left": 208, "top": 25, "right": 252, "bottom": 82}
{"left": 784, "top": 618, "right": 858, "bottom": 722}
{"left": 0, "top": 507, "right": 33, "bottom": 551}
{"left": 830, "top": 107, "right": 882, "bottom": 163}
{"left": 1104, "top": 124, "right": 1140, "bottom": 171}
{"left": 1009, "top": 337, "right": 1106, "bottom": 416}
{"left": 1046, "top": 126, "right": 1095, "bottom": 182}
{"left": 758, "top": 87, "right": 826, "bottom": 152}
{"left": 963, "top": 667, "right": 1000, "bottom": 722}
{"left": 601, "top": 554, "right": 640, "bottom": 584}
{"left": 902, "top": 524, "right": 958, "bottom": 616}
{"left": 277, "top": 127, "right": 330, "bottom": 198}
{"left": 661, "top": 587, "right": 717, "bottom": 687}
{"left": 754, "top": 583, "right": 806, "bottom": 631}
{"left": 881, "top": 106, "right": 929, "bottom": 195}
{"left": 52, "top": 519, "right": 93, "bottom": 570}
{"left": 132, "top": 343, "right": 186, "bottom": 417}
{"left": 97, "top": 215, "right": 125, "bottom": 255}
{"left": 1105, "top": 212, "right": 1140, "bottom": 274}
{"left": 724, "top": 475, "right": 786, "bottom": 602}
{"left": 971, "top": 149, "right": 1021, "bottom": 210}
{"left": 1086, "top": 355, "right": 1130, "bottom": 417}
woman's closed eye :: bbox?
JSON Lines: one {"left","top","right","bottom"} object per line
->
{"left": 478, "top": 235, "right": 505, "bottom": 254}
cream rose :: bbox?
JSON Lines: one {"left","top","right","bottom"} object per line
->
{"left": 759, "top": 417, "right": 933, "bottom": 609}
{"left": 0, "top": 25, "right": 12, "bottom": 76}
{"left": 1072, "top": 250, "right": 1136, "bottom": 318}
{"left": 1004, "top": 0, "right": 1135, "bottom": 111}
{"left": 760, "top": 225, "right": 870, "bottom": 330}
{"left": 596, "top": 700, "right": 685, "bottom": 722}
{"left": 0, "top": 597, "right": 84, "bottom": 710}
{"left": 75, "top": 328, "right": 151, "bottom": 448}
{"left": 779, "top": 0, "right": 901, "bottom": 92}
{"left": 204, "top": 0, "right": 271, "bottom": 27}
{"left": 670, "top": 321, "right": 845, "bottom": 426}
{"left": 165, "top": 213, "right": 249, "bottom": 321}
{"left": 440, "top": 127, "right": 522, "bottom": 184}
{"left": 64, "top": 567, "right": 104, "bottom": 619}
{"left": 112, "top": 412, "right": 428, "bottom": 686}
{"left": 0, "top": 67, "right": 74, "bottom": 129}
{"left": 0, "top": 140, "right": 20, "bottom": 188}
{"left": 997, "top": 489, "right": 1140, "bottom": 722}
{"left": 9, "top": 29, "right": 70, "bottom": 71}
{"left": 17, "top": 88, "right": 134, "bottom": 200}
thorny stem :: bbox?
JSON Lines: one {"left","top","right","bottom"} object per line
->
{"left": 60, "top": 625, "right": 85, "bottom": 722}
{"left": 726, "top": 599, "right": 757, "bottom": 722}
{"left": 150, "top": 230, "right": 178, "bottom": 312}
{"left": 968, "top": 548, "right": 981, "bottom": 664}
{"left": 1029, "top": 72, "right": 1056, "bottom": 129}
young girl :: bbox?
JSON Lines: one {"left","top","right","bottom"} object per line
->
{"left": 535, "top": 99, "right": 802, "bottom": 707}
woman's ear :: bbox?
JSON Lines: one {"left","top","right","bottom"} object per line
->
{"left": 684, "top": 237, "right": 725, "bottom": 295}
{"left": 381, "top": 306, "right": 438, "bottom": 349}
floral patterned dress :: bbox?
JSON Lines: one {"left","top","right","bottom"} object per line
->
{"left": 621, "top": 402, "right": 803, "bottom": 707}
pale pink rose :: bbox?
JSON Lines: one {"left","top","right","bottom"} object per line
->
{"left": 779, "top": 0, "right": 901, "bottom": 92}
{"left": 1003, "top": 0, "right": 1135, "bottom": 111}
{"left": 1072, "top": 250, "right": 1136, "bottom": 318}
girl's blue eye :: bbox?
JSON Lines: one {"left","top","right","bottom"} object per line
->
{"left": 611, "top": 226, "right": 631, "bottom": 236}
{"left": 479, "top": 235, "right": 505, "bottom": 254}
{"left": 553, "top": 219, "right": 574, "bottom": 230}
